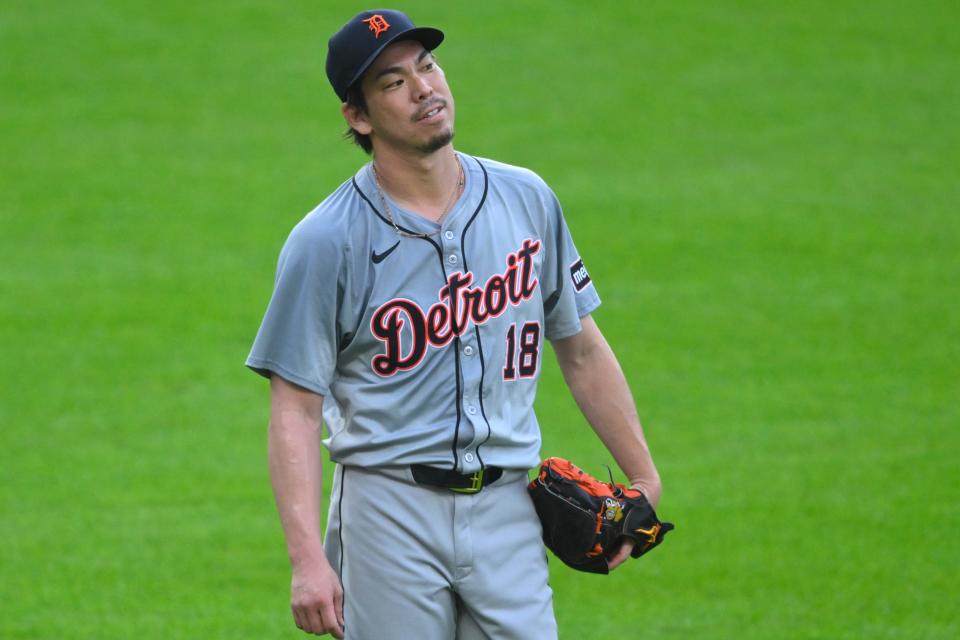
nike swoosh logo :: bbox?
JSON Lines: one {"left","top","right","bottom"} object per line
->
{"left": 371, "top": 241, "right": 400, "bottom": 264}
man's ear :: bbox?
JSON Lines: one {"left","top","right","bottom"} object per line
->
{"left": 342, "top": 103, "right": 373, "bottom": 135}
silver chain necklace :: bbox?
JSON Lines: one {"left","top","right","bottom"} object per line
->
{"left": 371, "top": 156, "right": 465, "bottom": 239}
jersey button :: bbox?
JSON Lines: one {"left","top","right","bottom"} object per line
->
{"left": 463, "top": 345, "right": 474, "bottom": 356}
{"left": 444, "top": 230, "right": 455, "bottom": 240}
{"left": 448, "top": 254, "right": 458, "bottom": 265}
{"left": 466, "top": 405, "right": 478, "bottom": 415}
{"left": 464, "top": 452, "right": 475, "bottom": 463}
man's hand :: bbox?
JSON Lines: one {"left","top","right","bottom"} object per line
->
{"left": 291, "top": 557, "right": 344, "bottom": 638}
{"left": 606, "top": 538, "right": 636, "bottom": 571}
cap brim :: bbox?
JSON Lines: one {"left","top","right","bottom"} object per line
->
{"left": 344, "top": 27, "right": 445, "bottom": 96}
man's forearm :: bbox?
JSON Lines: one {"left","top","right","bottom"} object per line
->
{"left": 554, "top": 319, "right": 662, "bottom": 506}
{"left": 268, "top": 411, "right": 326, "bottom": 566}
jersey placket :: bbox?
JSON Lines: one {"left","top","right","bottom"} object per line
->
{"left": 440, "top": 226, "right": 485, "bottom": 473}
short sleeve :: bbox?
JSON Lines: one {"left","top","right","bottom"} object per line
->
{"left": 540, "top": 190, "right": 601, "bottom": 341}
{"left": 244, "top": 225, "right": 344, "bottom": 396}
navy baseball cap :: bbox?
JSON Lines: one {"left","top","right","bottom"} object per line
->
{"left": 326, "top": 9, "right": 444, "bottom": 102}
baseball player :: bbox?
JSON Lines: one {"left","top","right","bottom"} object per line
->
{"left": 246, "top": 9, "right": 664, "bottom": 639}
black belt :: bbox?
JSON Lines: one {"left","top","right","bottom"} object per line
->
{"left": 411, "top": 464, "right": 504, "bottom": 494}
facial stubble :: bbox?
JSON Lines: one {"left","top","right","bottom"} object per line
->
{"left": 418, "top": 128, "right": 455, "bottom": 154}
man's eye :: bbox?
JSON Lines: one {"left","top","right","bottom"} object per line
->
{"left": 423, "top": 62, "right": 435, "bottom": 71}
{"left": 386, "top": 79, "right": 403, "bottom": 89}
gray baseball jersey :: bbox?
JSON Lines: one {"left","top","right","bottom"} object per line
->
{"left": 246, "top": 152, "right": 600, "bottom": 473}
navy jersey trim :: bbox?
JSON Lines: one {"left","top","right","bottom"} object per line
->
{"left": 459, "top": 156, "right": 493, "bottom": 468}
{"left": 351, "top": 177, "right": 422, "bottom": 238}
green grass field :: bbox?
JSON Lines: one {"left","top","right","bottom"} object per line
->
{"left": 2, "top": 1, "right": 958, "bottom": 638}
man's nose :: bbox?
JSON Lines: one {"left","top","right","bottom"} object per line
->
{"left": 412, "top": 74, "right": 433, "bottom": 100}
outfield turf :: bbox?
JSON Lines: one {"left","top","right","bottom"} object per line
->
{"left": 2, "top": 1, "right": 958, "bottom": 638}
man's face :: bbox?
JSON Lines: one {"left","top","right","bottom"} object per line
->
{"left": 347, "top": 39, "right": 455, "bottom": 155}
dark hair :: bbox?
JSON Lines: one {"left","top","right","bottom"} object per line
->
{"left": 343, "top": 84, "right": 372, "bottom": 154}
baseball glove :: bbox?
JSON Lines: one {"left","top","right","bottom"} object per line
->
{"left": 528, "top": 457, "right": 674, "bottom": 574}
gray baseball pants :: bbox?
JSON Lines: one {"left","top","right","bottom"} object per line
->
{"left": 324, "top": 465, "right": 558, "bottom": 639}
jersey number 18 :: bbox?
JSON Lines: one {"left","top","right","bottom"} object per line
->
{"left": 503, "top": 322, "right": 541, "bottom": 380}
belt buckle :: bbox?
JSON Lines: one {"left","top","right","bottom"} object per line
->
{"left": 450, "top": 469, "right": 484, "bottom": 494}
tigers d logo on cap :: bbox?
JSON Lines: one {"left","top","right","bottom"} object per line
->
{"left": 363, "top": 14, "right": 391, "bottom": 38}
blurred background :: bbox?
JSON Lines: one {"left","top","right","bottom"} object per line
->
{"left": 1, "top": 1, "right": 957, "bottom": 637}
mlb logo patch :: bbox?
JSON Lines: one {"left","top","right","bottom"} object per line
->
{"left": 569, "top": 257, "right": 592, "bottom": 292}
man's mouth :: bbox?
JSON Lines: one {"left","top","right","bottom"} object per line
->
{"left": 416, "top": 102, "right": 445, "bottom": 121}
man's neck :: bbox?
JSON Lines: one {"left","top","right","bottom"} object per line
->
{"left": 371, "top": 145, "right": 461, "bottom": 221}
